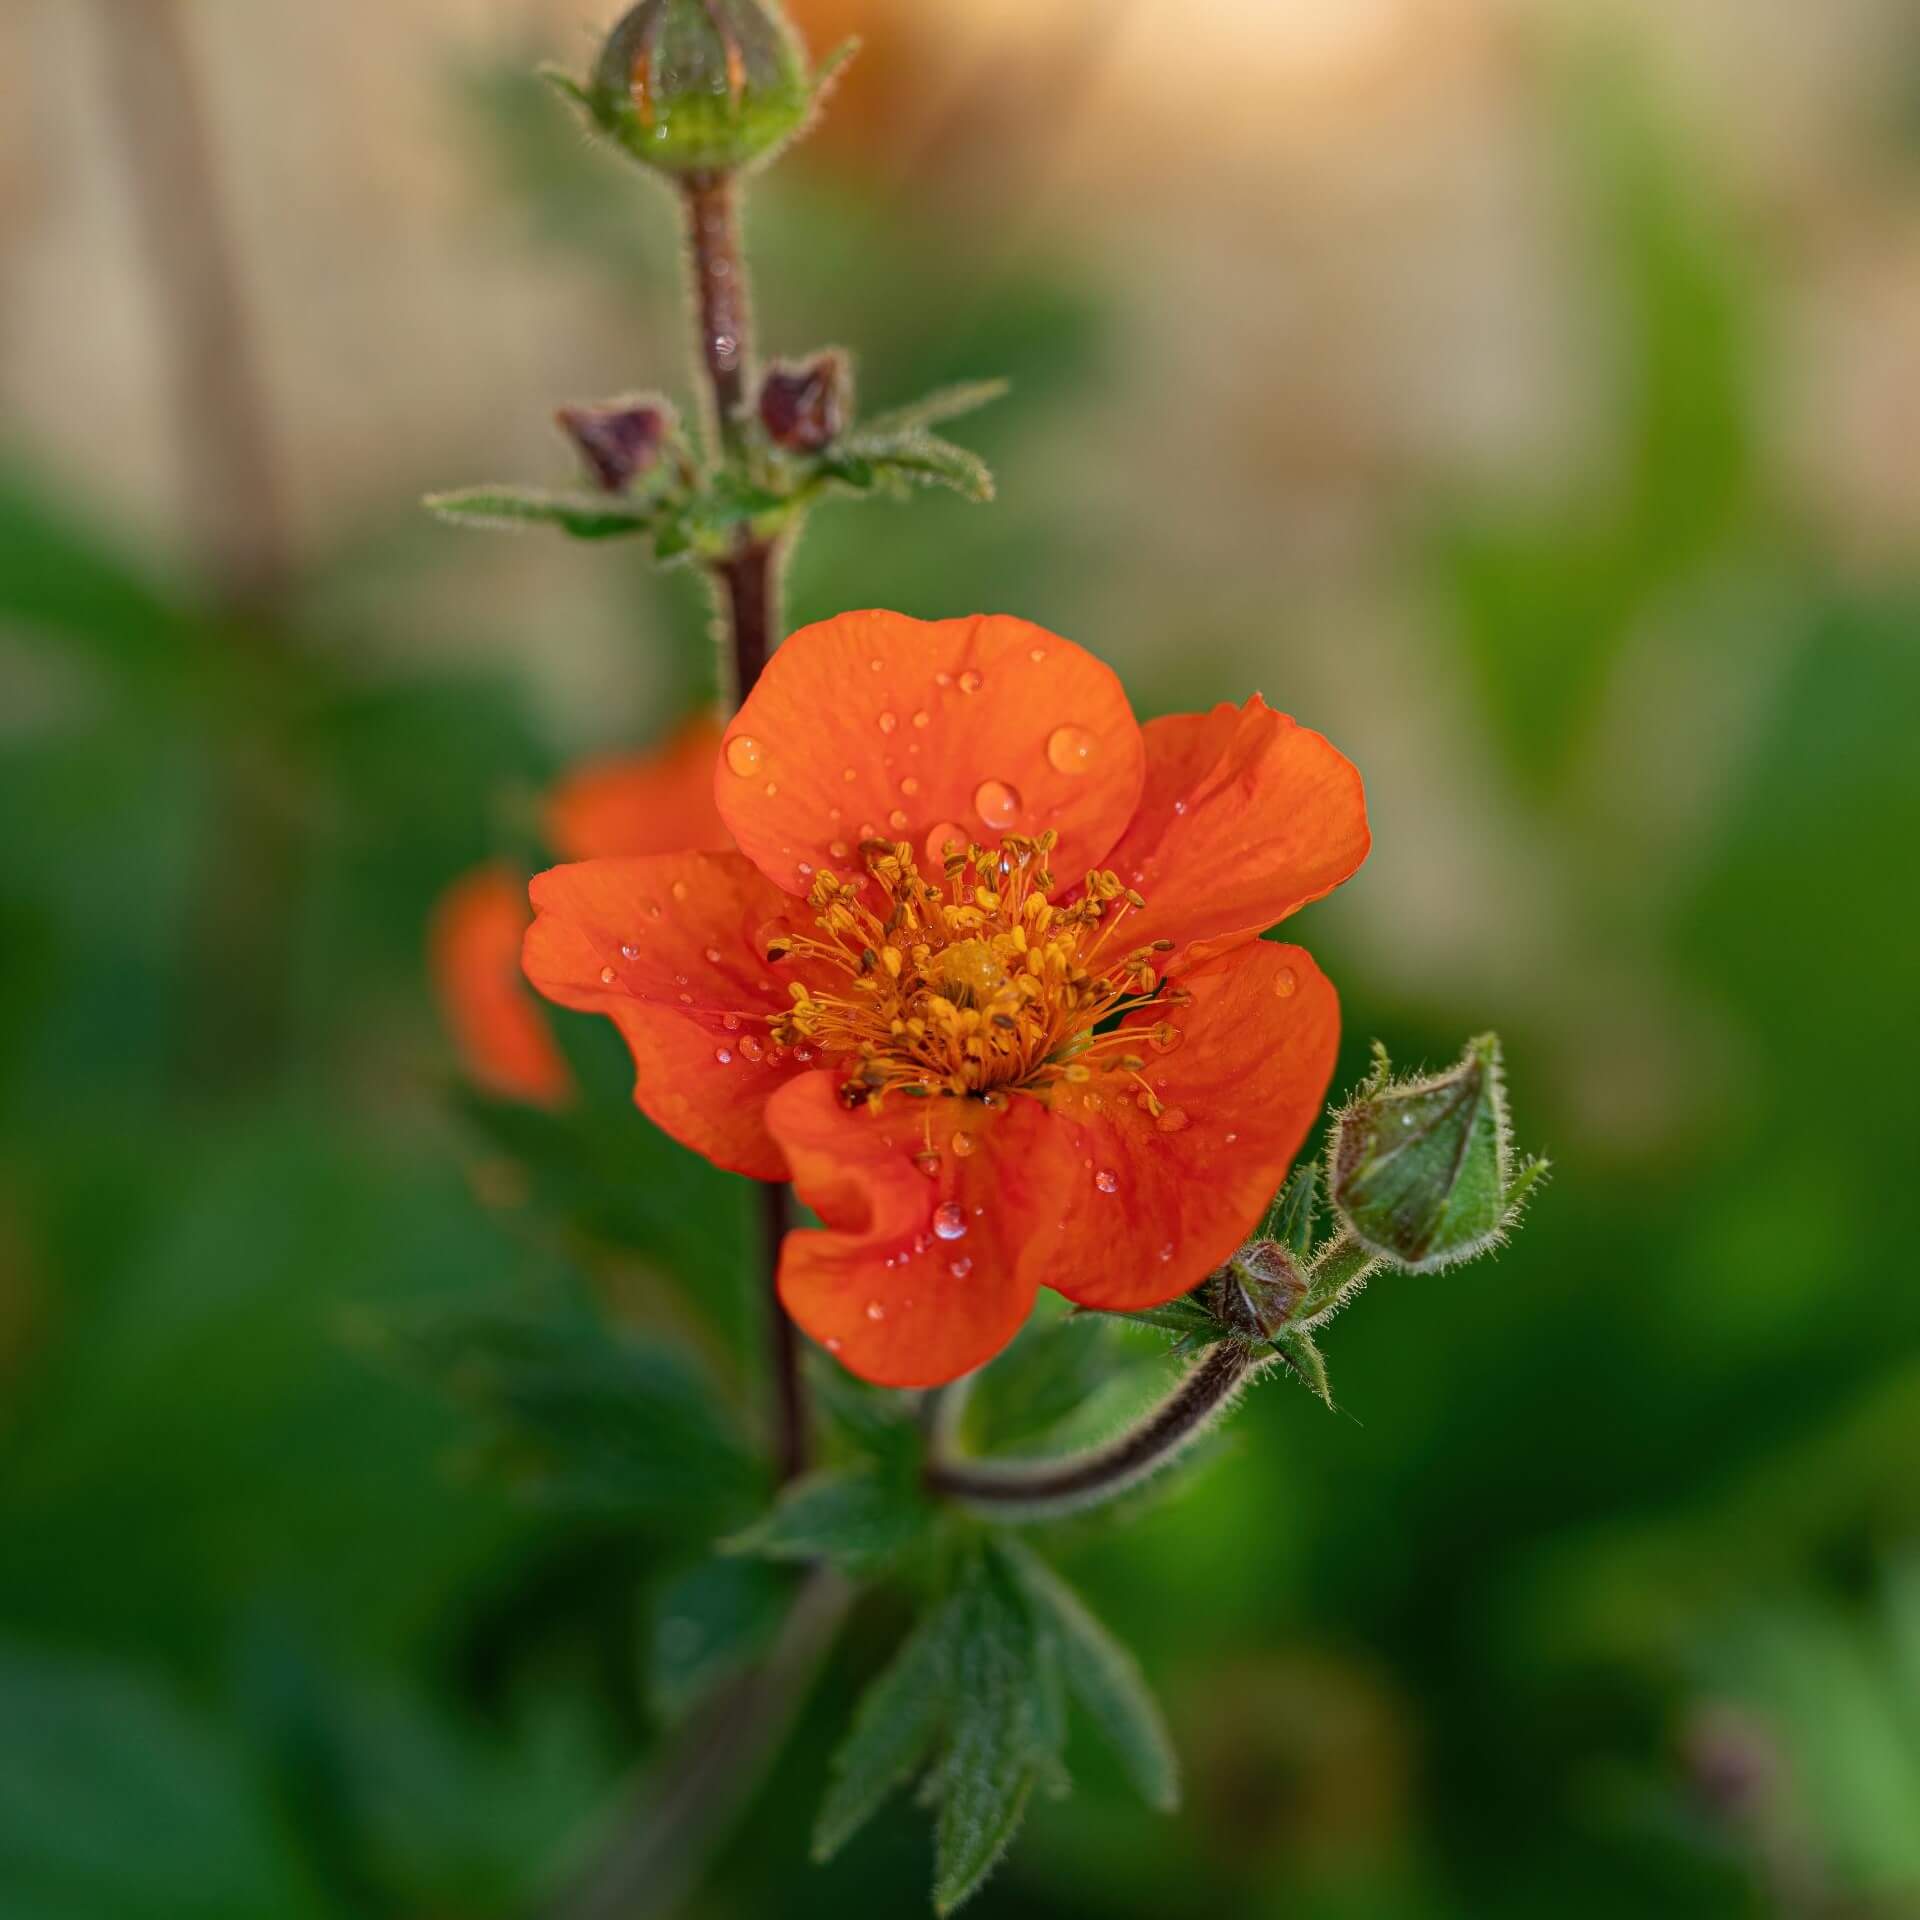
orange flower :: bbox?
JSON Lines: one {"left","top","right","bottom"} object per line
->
{"left": 430, "top": 716, "right": 729, "bottom": 1104}
{"left": 524, "top": 611, "right": 1370, "bottom": 1386}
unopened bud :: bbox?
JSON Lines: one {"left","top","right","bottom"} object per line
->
{"left": 582, "top": 0, "right": 813, "bottom": 176}
{"left": 556, "top": 398, "right": 671, "bottom": 493}
{"left": 758, "top": 353, "right": 845, "bottom": 451}
{"left": 1212, "top": 1239, "right": 1307, "bottom": 1342}
{"left": 1329, "top": 1034, "right": 1544, "bottom": 1273}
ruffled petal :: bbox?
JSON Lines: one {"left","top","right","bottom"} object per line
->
{"left": 543, "top": 715, "right": 730, "bottom": 861}
{"left": 522, "top": 850, "right": 825, "bottom": 1179}
{"left": 1101, "top": 697, "right": 1370, "bottom": 964}
{"left": 715, "top": 610, "right": 1145, "bottom": 897}
{"left": 429, "top": 865, "right": 570, "bottom": 1107}
{"left": 766, "top": 1078, "right": 1052, "bottom": 1388}
{"left": 1028, "top": 941, "right": 1340, "bottom": 1312}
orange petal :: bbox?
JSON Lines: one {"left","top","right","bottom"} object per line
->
{"left": 1102, "top": 697, "right": 1370, "bottom": 964}
{"left": 767, "top": 1079, "right": 1051, "bottom": 1388}
{"left": 1029, "top": 942, "right": 1340, "bottom": 1312}
{"left": 544, "top": 714, "right": 730, "bottom": 861}
{"left": 429, "top": 865, "right": 570, "bottom": 1107}
{"left": 522, "top": 851, "right": 825, "bottom": 1179}
{"left": 715, "top": 610, "right": 1145, "bottom": 897}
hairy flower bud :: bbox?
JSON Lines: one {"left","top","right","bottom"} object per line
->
{"left": 1212, "top": 1240, "right": 1308, "bottom": 1342}
{"left": 758, "top": 353, "right": 845, "bottom": 451}
{"left": 1328, "top": 1034, "right": 1544, "bottom": 1273}
{"left": 555, "top": 397, "right": 672, "bottom": 493}
{"left": 581, "top": 0, "right": 814, "bottom": 176}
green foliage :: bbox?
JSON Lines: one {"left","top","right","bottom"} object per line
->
{"left": 423, "top": 486, "right": 659, "bottom": 540}
{"left": 725, "top": 1464, "right": 930, "bottom": 1572}
{"left": 647, "top": 1556, "right": 794, "bottom": 1722}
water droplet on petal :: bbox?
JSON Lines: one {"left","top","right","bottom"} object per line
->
{"left": 764, "top": 781, "right": 778, "bottom": 798}
{"left": 912, "top": 710, "right": 930, "bottom": 729}
{"left": 705, "top": 946, "right": 722, "bottom": 963}
{"left": 958, "top": 669, "right": 984, "bottom": 694}
{"left": 793, "top": 1044, "right": 816, "bottom": 1064}
{"left": 912, "top": 1151, "right": 940, "bottom": 1178}
{"left": 1046, "top": 724, "right": 1098, "bottom": 775}
{"left": 826, "top": 1336, "right": 842, "bottom": 1353}
{"left": 866, "top": 1299, "right": 885, "bottom": 1320}
{"left": 671, "top": 879, "right": 689, "bottom": 902}
{"left": 925, "top": 821, "right": 968, "bottom": 867}
{"left": 600, "top": 966, "right": 617, "bottom": 984}
{"left": 714, "top": 1047, "right": 733, "bottom": 1064}
{"left": 932, "top": 1201, "right": 967, "bottom": 1241}
{"left": 900, "top": 775, "right": 920, "bottom": 797}
{"left": 1172, "top": 798, "right": 1188, "bottom": 815}
{"left": 974, "top": 778, "right": 1021, "bottom": 830}
{"left": 869, "top": 658, "right": 884, "bottom": 673}
{"left": 830, "top": 840, "right": 849, "bottom": 858}
{"left": 843, "top": 766, "right": 857, "bottom": 783}
{"left": 620, "top": 943, "right": 640, "bottom": 961}
{"left": 878, "top": 711, "right": 897, "bottom": 734}
{"left": 1148, "top": 1021, "right": 1182, "bottom": 1053}
{"left": 1094, "top": 1167, "right": 1120, "bottom": 1194}
{"left": 1224, "top": 1131, "right": 1239, "bottom": 1144}
{"left": 951, "top": 1130, "right": 975, "bottom": 1158}
{"left": 1274, "top": 966, "right": 1298, "bottom": 998}
{"left": 723, "top": 1013, "right": 740, "bottom": 1031}
{"left": 739, "top": 1034, "right": 765, "bottom": 1062}
{"left": 949, "top": 1255, "right": 973, "bottom": 1278}
{"left": 1158, "top": 1242, "right": 1175, "bottom": 1262}
{"left": 888, "top": 809, "right": 908, "bottom": 831}
{"left": 725, "top": 735, "right": 764, "bottom": 777}
{"left": 1029, "top": 647, "right": 1047, "bottom": 662}
{"left": 934, "top": 670, "right": 953, "bottom": 688}
{"left": 1156, "top": 1106, "right": 1190, "bottom": 1133}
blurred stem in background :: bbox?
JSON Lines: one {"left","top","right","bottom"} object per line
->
{"left": 93, "top": 0, "right": 305, "bottom": 1095}
{"left": 673, "top": 161, "right": 812, "bottom": 1487}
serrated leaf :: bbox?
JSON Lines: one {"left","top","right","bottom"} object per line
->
{"left": 812, "top": 1591, "right": 965, "bottom": 1862}
{"left": 933, "top": 1570, "right": 1040, "bottom": 1914}
{"left": 1096, "top": 1296, "right": 1218, "bottom": 1340}
{"left": 423, "top": 486, "right": 655, "bottom": 541}
{"left": 995, "top": 1541, "right": 1179, "bottom": 1814}
{"left": 723, "top": 1464, "right": 928, "bottom": 1572}
{"left": 856, "top": 378, "right": 1009, "bottom": 438}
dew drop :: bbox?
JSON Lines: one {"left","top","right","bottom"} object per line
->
{"left": 900, "top": 775, "right": 920, "bottom": 797}
{"left": 600, "top": 966, "right": 617, "bottom": 985}
{"left": 932, "top": 1201, "right": 968, "bottom": 1241}
{"left": 649, "top": 904, "right": 663, "bottom": 920}
{"left": 1173, "top": 798, "right": 1188, "bottom": 815}
{"left": 1029, "top": 647, "right": 1047, "bottom": 662}
{"left": 739, "top": 1034, "right": 765, "bottom": 1062}
{"left": 934, "top": 669, "right": 953, "bottom": 688}
{"left": 1274, "top": 966, "right": 1298, "bottom": 998}
{"left": 725, "top": 734, "right": 764, "bottom": 777}
{"left": 1094, "top": 1167, "right": 1120, "bottom": 1194}
{"left": 794, "top": 1044, "right": 816, "bottom": 1064}
{"left": 869, "top": 658, "right": 884, "bottom": 673}
{"left": 705, "top": 946, "right": 723, "bottom": 963}
{"left": 723, "top": 1013, "right": 741, "bottom": 1031}
{"left": 949, "top": 1256, "right": 974, "bottom": 1279}
{"left": 830, "top": 839, "right": 849, "bottom": 858}
{"left": 951, "top": 1130, "right": 976, "bottom": 1158}
{"left": 878, "top": 711, "right": 898, "bottom": 735}
{"left": 678, "top": 992, "right": 693, "bottom": 1005}
{"left": 889, "top": 809, "right": 909, "bottom": 831}
{"left": 674, "top": 973, "right": 689, "bottom": 987}
{"left": 714, "top": 1047, "right": 733, "bottom": 1064}
{"left": 843, "top": 766, "right": 857, "bottom": 783}
{"left": 763, "top": 781, "right": 778, "bottom": 798}
{"left": 797, "top": 862, "right": 813, "bottom": 878}
{"left": 825, "top": 1336, "right": 842, "bottom": 1353}
{"left": 866, "top": 1300, "right": 885, "bottom": 1321}
{"left": 1224, "top": 1131, "right": 1239, "bottom": 1144}
{"left": 1159, "top": 1243, "right": 1175, "bottom": 1262}
{"left": 912, "top": 1151, "right": 940, "bottom": 1179}
{"left": 1148, "top": 1021, "right": 1182, "bottom": 1054}
{"left": 925, "top": 821, "right": 968, "bottom": 867}
{"left": 620, "top": 943, "right": 640, "bottom": 961}
{"left": 1046, "top": 724, "right": 1098, "bottom": 775}
{"left": 912, "top": 710, "right": 930, "bottom": 729}
{"left": 958, "top": 669, "right": 984, "bottom": 694}
{"left": 1156, "top": 1106, "right": 1190, "bottom": 1133}
{"left": 974, "top": 778, "right": 1021, "bottom": 830}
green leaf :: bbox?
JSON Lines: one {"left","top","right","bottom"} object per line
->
{"left": 1274, "top": 1327, "right": 1334, "bottom": 1409}
{"left": 839, "top": 430, "right": 995, "bottom": 504}
{"left": 965, "top": 1311, "right": 1118, "bottom": 1454}
{"left": 1264, "top": 1162, "right": 1321, "bottom": 1257}
{"left": 856, "top": 378, "right": 1010, "bottom": 438}
{"left": 357, "top": 1292, "right": 760, "bottom": 1524}
{"left": 933, "top": 1568, "right": 1041, "bottom": 1914}
{"left": 812, "top": 1591, "right": 966, "bottom": 1863}
{"left": 723, "top": 1465, "right": 928, "bottom": 1572}
{"left": 647, "top": 1557, "right": 793, "bottom": 1723}
{"left": 996, "top": 1541, "right": 1179, "bottom": 1813}
{"left": 423, "top": 486, "right": 655, "bottom": 541}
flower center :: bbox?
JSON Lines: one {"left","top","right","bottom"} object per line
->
{"left": 766, "top": 831, "right": 1184, "bottom": 1112}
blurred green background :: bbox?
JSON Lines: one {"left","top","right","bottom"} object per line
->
{"left": 6, "top": 1, "right": 1920, "bottom": 1914}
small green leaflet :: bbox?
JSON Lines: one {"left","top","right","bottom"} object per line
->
{"left": 423, "top": 486, "right": 656, "bottom": 541}
{"left": 722, "top": 1464, "right": 928, "bottom": 1573}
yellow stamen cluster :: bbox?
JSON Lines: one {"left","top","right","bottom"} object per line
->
{"left": 766, "top": 831, "right": 1184, "bottom": 1112}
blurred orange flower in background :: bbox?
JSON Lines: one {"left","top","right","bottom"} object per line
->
{"left": 523, "top": 610, "right": 1370, "bottom": 1386}
{"left": 429, "top": 716, "right": 729, "bottom": 1104}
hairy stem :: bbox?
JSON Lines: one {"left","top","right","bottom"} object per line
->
{"left": 542, "top": 1566, "right": 851, "bottom": 1920}
{"left": 679, "top": 166, "right": 806, "bottom": 1481}
{"left": 924, "top": 1340, "right": 1267, "bottom": 1522}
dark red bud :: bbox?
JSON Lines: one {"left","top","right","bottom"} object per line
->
{"left": 556, "top": 400, "right": 669, "bottom": 494}
{"left": 758, "top": 355, "right": 844, "bottom": 451}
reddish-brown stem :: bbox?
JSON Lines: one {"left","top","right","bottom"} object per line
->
{"left": 679, "top": 170, "right": 806, "bottom": 1480}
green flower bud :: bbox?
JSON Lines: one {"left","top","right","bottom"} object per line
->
{"left": 1211, "top": 1240, "right": 1308, "bottom": 1343}
{"left": 1328, "top": 1034, "right": 1546, "bottom": 1273}
{"left": 576, "top": 0, "right": 816, "bottom": 176}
